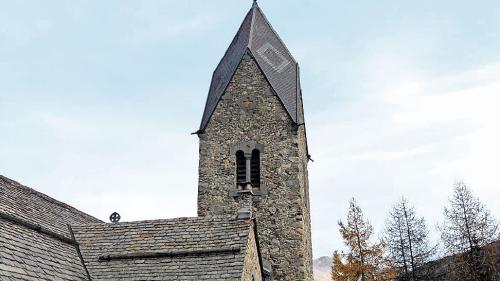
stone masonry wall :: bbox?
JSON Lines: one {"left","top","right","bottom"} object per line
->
{"left": 241, "top": 225, "right": 263, "bottom": 281}
{"left": 296, "top": 89, "right": 314, "bottom": 280}
{"left": 198, "top": 55, "right": 313, "bottom": 281}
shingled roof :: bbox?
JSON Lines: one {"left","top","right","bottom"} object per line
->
{"left": 0, "top": 175, "right": 101, "bottom": 280}
{"left": 200, "top": 2, "right": 299, "bottom": 130}
{"left": 72, "top": 217, "right": 258, "bottom": 280}
{"left": 0, "top": 176, "right": 263, "bottom": 281}
{"left": 0, "top": 176, "right": 101, "bottom": 237}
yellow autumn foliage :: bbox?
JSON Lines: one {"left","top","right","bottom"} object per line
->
{"left": 332, "top": 199, "right": 396, "bottom": 281}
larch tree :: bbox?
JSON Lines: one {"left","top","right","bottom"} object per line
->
{"left": 332, "top": 198, "right": 395, "bottom": 281}
{"left": 384, "top": 197, "right": 434, "bottom": 281}
{"left": 440, "top": 181, "right": 499, "bottom": 281}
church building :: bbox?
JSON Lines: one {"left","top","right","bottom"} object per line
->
{"left": 0, "top": 2, "right": 313, "bottom": 280}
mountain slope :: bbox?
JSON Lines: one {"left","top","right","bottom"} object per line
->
{"left": 314, "top": 256, "right": 332, "bottom": 281}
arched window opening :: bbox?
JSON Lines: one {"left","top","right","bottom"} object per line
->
{"left": 250, "top": 149, "right": 260, "bottom": 188}
{"left": 231, "top": 141, "right": 264, "bottom": 191}
{"left": 236, "top": 150, "right": 246, "bottom": 187}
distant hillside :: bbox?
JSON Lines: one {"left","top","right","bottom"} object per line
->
{"left": 314, "top": 242, "right": 499, "bottom": 280}
{"left": 407, "top": 241, "right": 500, "bottom": 280}
{"left": 314, "top": 256, "right": 332, "bottom": 281}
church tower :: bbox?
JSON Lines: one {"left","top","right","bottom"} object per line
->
{"left": 196, "top": 3, "right": 313, "bottom": 280}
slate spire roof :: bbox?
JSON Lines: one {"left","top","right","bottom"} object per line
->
{"left": 200, "top": 2, "right": 300, "bottom": 130}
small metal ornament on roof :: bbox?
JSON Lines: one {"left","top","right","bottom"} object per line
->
{"left": 109, "top": 212, "right": 121, "bottom": 223}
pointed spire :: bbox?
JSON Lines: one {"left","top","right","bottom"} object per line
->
{"left": 199, "top": 3, "right": 299, "bottom": 130}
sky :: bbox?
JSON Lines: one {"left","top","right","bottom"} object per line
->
{"left": 1, "top": 0, "right": 499, "bottom": 259}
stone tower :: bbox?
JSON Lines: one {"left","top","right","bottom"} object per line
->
{"left": 196, "top": 3, "right": 313, "bottom": 281}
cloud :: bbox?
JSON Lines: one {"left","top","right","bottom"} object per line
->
{"left": 308, "top": 58, "right": 500, "bottom": 257}
{"left": 52, "top": 131, "right": 199, "bottom": 222}
{"left": 1, "top": 105, "right": 199, "bottom": 222}
{"left": 2, "top": 0, "right": 499, "bottom": 261}
{"left": 0, "top": 10, "right": 52, "bottom": 47}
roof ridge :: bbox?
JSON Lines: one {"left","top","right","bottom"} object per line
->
{"left": 209, "top": 7, "right": 253, "bottom": 79}
{"left": 0, "top": 175, "right": 101, "bottom": 223}
{"left": 198, "top": 7, "right": 253, "bottom": 130}
{"left": 71, "top": 214, "right": 247, "bottom": 228}
{"left": 253, "top": 6, "right": 296, "bottom": 63}
{"left": 248, "top": 4, "right": 257, "bottom": 48}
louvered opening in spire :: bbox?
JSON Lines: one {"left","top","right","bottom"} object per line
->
{"left": 250, "top": 149, "right": 260, "bottom": 188}
{"left": 236, "top": 150, "right": 247, "bottom": 187}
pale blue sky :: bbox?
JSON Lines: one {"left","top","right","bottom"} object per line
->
{"left": 1, "top": 0, "right": 499, "bottom": 258}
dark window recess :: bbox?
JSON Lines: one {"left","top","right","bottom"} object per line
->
{"left": 250, "top": 149, "right": 260, "bottom": 188}
{"left": 236, "top": 151, "right": 246, "bottom": 186}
